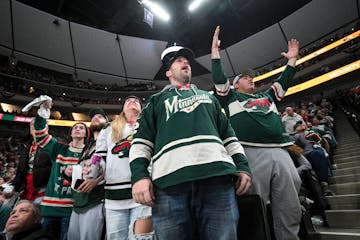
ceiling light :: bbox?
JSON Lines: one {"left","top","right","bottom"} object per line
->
{"left": 188, "top": 0, "right": 205, "bottom": 11}
{"left": 139, "top": 0, "right": 170, "bottom": 21}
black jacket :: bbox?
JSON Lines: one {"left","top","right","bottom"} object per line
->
{"left": 0, "top": 224, "right": 54, "bottom": 240}
{"left": 13, "top": 139, "right": 51, "bottom": 192}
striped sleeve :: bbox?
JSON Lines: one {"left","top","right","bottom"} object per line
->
{"left": 129, "top": 98, "right": 156, "bottom": 184}
{"left": 215, "top": 99, "right": 252, "bottom": 175}
{"left": 95, "top": 126, "right": 109, "bottom": 161}
{"left": 212, "top": 59, "right": 231, "bottom": 96}
{"left": 266, "top": 65, "right": 297, "bottom": 102}
{"left": 34, "top": 115, "right": 58, "bottom": 161}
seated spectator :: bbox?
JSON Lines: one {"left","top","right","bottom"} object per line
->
{"left": 287, "top": 144, "right": 312, "bottom": 176}
{"left": 316, "top": 109, "right": 334, "bottom": 129}
{"left": 282, "top": 107, "right": 305, "bottom": 133}
{"left": 299, "top": 109, "right": 309, "bottom": 122}
{"left": 1, "top": 200, "right": 53, "bottom": 240}
{"left": 310, "top": 116, "right": 337, "bottom": 151}
{"left": 291, "top": 124, "right": 334, "bottom": 196}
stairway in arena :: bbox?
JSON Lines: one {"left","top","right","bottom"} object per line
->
{"left": 313, "top": 110, "right": 360, "bottom": 240}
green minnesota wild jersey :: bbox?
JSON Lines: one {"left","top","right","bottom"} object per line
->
{"left": 34, "top": 115, "right": 82, "bottom": 217}
{"left": 129, "top": 84, "right": 251, "bottom": 189}
{"left": 212, "top": 58, "right": 297, "bottom": 147}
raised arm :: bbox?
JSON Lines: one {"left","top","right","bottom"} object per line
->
{"left": 211, "top": 26, "right": 221, "bottom": 59}
{"left": 281, "top": 39, "right": 300, "bottom": 67}
{"left": 211, "top": 26, "right": 232, "bottom": 97}
{"left": 266, "top": 39, "right": 300, "bottom": 101}
{"left": 32, "top": 97, "right": 59, "bottom": 160}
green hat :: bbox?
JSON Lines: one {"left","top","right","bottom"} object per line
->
{"left": 88, "top": 108, "right": 108, "bottom": 121}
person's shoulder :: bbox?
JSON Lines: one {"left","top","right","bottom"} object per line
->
{"left": 102, "top": 122, "right": 111, "bottom": 130}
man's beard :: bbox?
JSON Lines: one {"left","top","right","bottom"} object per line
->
{"left": 90, "top": 123, "right": 106, "bottom": 132}
{"left": 175, "top": 73, "right": 191, "bottom": 85}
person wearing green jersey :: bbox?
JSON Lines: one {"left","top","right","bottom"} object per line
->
{"left": 211, "top": 26, "right": 302, "bottom": 240}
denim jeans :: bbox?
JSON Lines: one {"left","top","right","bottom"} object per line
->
{"left": 307, "top": 148, "right": 330, "bottom": 182}
{"left": 106, "top": 205, "right": 153, "bottom": 240}
{"left": 42, "top": 216, "right": 70, "bottom": 240}
{"left": 152, "top": 175, "right": 239, "bottom": 240}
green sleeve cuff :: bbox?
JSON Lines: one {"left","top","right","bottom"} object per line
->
{"left": 130, "top": 158, "right": 150, "bottom": 184}
{"left": 232, "top": 153, "right": 252, "bottom": 177}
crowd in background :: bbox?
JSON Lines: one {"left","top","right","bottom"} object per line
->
{"left": 0, "top": 93, "right": 347, "bottom": 239}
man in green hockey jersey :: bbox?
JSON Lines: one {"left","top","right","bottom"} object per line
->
{"left": 129, "top": 45, "right": 252, "bottom": 239}
{"left": 211, "top": 26, "right": 302, "bottom": 240}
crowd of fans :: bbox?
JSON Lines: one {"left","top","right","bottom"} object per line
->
{"left": 0, "top": 24, "right": 358, "bottom": 239}
{"left": 0, "top": 58, "right": 157, "bottom": 106}
{"left": 0, "top": 94, "right": 340, "bottom": 240}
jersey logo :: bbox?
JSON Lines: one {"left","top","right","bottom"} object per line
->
{"left": 164, "top": 94, "right": 212, "bottom": 121}
{"left": 228, "top": 97, "right": 278, "bottom": 117}
{"left": 111, "top": 135, "right": 132, "bottom": 158}
{"left": 244, "top": 98, "right": 271, "bottom": 112}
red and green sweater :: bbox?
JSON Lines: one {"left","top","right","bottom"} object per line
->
{"left": 34, "top": 115, "right": 82, "bottom": 217}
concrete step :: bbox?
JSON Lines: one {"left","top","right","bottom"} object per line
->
{"left": 334, "top": 151, "right": 360, "bottom": 160}
{"left": 330, "top": 174, "right": 360, "bottom": 184}
{"left": 334, "top": 155, "right": 360, "bottom": 164}
{"left": 337, "top": 140, "right": 360, "bottom": 147}
{"left": 337, "top": 161, "right": 360, "bottom": 169}
{"left": 330, "top": 182, "right": 360, "bottom": 195}
{"left": 313, "top": 227, "right": 360, "bottom": 240}
{"left": 327, "top": 194, "right": 360, "bottom": 210}
{"left": 335, "top": 148, "right": 360, "bottom": 156}
{"left": 336, "top": 144, "right": 360, "bottom": 152}
{"left": 325, "top": 210, "right": 360, "bottom": 228}
{"left": 333, "top": 166, "right": 360, "bottom": 176}
{"left": 336, "top": 142, "right": 360, "bottom": 148}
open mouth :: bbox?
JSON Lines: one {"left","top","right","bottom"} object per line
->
{"left": 182, "top": 66, "right": 189, "bottom": 71}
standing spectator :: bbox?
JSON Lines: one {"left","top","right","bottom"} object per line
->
{"left": 27, "top": 96, "right": 88, "bottom": 240}
{"left": 130, "top": 46, "right": 251, "bottom": 239}
{"left": 13, "top": 119, "right": 51, "bottom": 203}
{"left": 96, "top": 96, "right": 154, "bottom": 239}
{"left": 66, "top": 108, "right": 108, "bottom": 240}
{"left": 211, "top": 26, "right": 301, "bottom": 240}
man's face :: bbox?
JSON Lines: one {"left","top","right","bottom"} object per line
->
{"left": 8, "top": 167, "right": 15, "bottom": 175}
{"left": 286, "top": 107, "right": 294, "bottom": 116}
{"left": 295, "top": 123, "right": 306, "bottom": 133}
{"left": 166, "top": 56, "right": 192, "bottom": 85}
{"left": 71, "top": 123, "right": 87, "bottom": 139}
{"left": 234, "top": 75, "right": 254, "bottom": 94}
{"left": 123, "top": 97, "right": 142, "bottom": 115}
{"left": 311, "top": 117, "right": 319, "bottom": 126}
{"left": 6, "top": 202, "right": 40, "bottom": 235}
{"left": 90, "top": 114, "right": 107, "bottom": 132}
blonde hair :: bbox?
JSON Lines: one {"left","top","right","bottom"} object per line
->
{"left": 111, "top": 112, "right": 127, "bottom": 143}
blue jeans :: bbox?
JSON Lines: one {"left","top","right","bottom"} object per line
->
{"left": 307, "top": 148, "right": 330, "bottom": 182}
{"left": 152, "top": 175, "right": 239, "bottom": 240}
{"left": 42, "top": 216, "right": 70, "bottom": 240}
{"left": 106, "top": 205, "right": 153, "bottom": 240}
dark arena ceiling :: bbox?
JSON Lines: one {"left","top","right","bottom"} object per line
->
{"left": 17, "top": 0, "right": 310, "bottom": 55}
{"left": 2, "top": 0, "right": 359, "bottom": 86}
